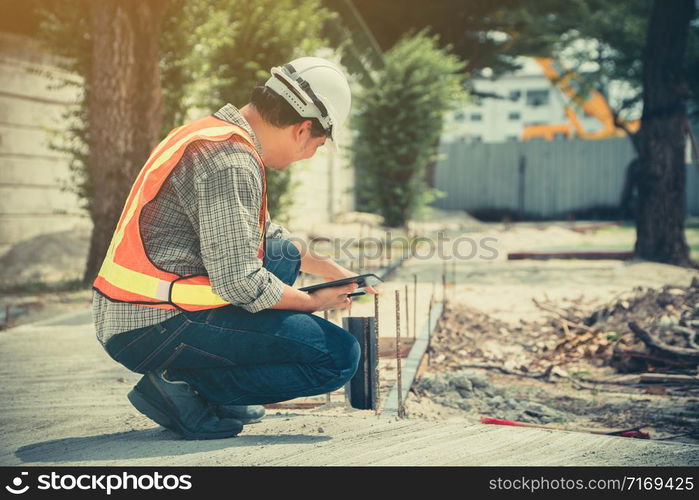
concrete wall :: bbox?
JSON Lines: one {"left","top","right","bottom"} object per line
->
{"left": 433, "top": 137, "right": 699, "bottom": 218}
{"left": 0, "top": 32, "right": 88, "bottom": 255}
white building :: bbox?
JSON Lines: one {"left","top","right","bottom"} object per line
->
{"left": 442, "top": 57, "right": 605, "bottom": 144}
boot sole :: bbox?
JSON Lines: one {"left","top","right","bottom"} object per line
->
{"left": 214, "top": 414, "right": 263, "bottom": 425}
{"left": 214, "top": 406, "right": 265, "bottom": 425}
{"left": 127, "top": 386, "right": 241, "bottom": 440}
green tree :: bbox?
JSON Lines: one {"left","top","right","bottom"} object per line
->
{"left": 352, "top": 30, "right": 466, "bottom": 227}
{"left": 36, "top": 0, "right": 336, "bottom": 282}
{"left": 85, "top": 0, "right": 169, "bottom": 284}
{"left": 348, "top": 0, "right": 699, "bottom": 265}
{"left": 172, "top": 0, "right": 335, "bottom": 221}
{"left": 511, "top": 0, "right": 698, "bottom": 265}
{"left": 37, "top": 0, "right": 168, "bottom": 284}
{"left": 634, "top": 0, "right": 696, "bottom": 266}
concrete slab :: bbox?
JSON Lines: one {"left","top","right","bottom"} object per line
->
{"left": 29, "top": 308, "right": 93, "bottom": 327}
{"left": 1, "top": 323, "right": 697, "bottom": 466}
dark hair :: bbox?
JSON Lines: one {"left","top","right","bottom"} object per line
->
{"left": 250, "top": 86, "right": 327, "bottom": 138}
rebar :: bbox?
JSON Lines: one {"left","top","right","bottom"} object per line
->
{"left": 324, "top": 310, "right": 331, "bottom": 402}
{"left": 413, "top": 274, "right": 417, "bottom": 339}
{"left": 395, "top": 289, "right": 404, "bottom": 418}
{"left": 442, "top": 272, "right": 447, "bottom": 304}
{"left": 374, "top": 292, "right": 380, "bottom": 414}
{"left": 427, "top": 294, "right": 434, "bottom": 366}
{"left": 404, "top": 284, "right": 410, "bottom": 339}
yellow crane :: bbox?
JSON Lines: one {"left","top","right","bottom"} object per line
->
{"left": 522, "top": 57, "right": 640, "bottom": 141}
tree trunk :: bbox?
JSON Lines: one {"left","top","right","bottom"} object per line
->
{"left": 616, "top": 114, "right": 642, "bottom": 218}
{"left": 634, "top": 0, "right": 695, "bottom": 266}
{"left": 83, "top": 0, "right": 169, "bottom": 285}
{"left": 618, "top": 156, "right": 640, "bottom": 218}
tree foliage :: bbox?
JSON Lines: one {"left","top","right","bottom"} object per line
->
{"left": 347, "top": 0, "right": 538, "bottom": 76}
{"left": 36, "top": 0, "right": 334, "bottom": 223}
{"left": 505, "top": 1, "right": 652, "bottom": 125}
{"left": 178, "top": 0, "right": 334, "bottom": 110}
{"left": 352, "top": 30, "right": 466, "bottom": 227}
{"left": 510, "top": 1, "right": 698, "bottom": 120}
{"left": 347, "top": 1, "right": 698, "bottom": 120}
{"left": 171, "top": 0, "right": 334, "bottom": 221}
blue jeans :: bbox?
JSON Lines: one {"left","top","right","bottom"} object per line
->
{"left": 104, "top": 238, "right": 360, "bottom": 406}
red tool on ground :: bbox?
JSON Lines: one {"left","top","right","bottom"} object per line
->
{"left": 480, "top": 416, "right": 651, "bottom": 440}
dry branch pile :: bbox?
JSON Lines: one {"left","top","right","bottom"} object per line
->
{"left": 430, "top": 278, "right": 699, "bottom": 376}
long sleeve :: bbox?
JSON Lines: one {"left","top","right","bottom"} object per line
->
{"left": 193, "top": 154, "right": 285, "bottom": 313}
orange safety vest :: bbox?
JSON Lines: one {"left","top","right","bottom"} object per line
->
{"left": 93, "top": 114, "right": 267, "bottom": 311}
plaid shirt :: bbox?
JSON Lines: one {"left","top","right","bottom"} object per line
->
{"left": 92, "top": 104, "right": 291, "bottom": 346}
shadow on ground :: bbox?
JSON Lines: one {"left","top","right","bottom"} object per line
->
{"left": 15, "top": 428, "right": 329, "bottom": 463}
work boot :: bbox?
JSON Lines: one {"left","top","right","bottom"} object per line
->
{"left": 212, "top": 404, "right": 266, "bottom": 425}
{"left": 127, "top": 371, "right": 243, "bottom": 440}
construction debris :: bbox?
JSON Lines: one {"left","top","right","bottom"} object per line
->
{"left": 415, "top": 370, "right": 572, "bottom": 424}
{"left": 426, "top": 279, "right": 699, "bottom": 375}
{"left": 0, "top": 227, "right": 91, "bottom": 289}
{"left": 411, "top": 280, "right": 699, "bottom": 443}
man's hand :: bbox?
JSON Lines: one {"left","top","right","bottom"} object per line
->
{"left": 308, "top": 282, "right": 358, "bottom": 311}
{"left": 322, "top": 269, "right": 380, "bottom": 295}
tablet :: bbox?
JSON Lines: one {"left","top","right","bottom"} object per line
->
{"left": 298, "top": 273, "right": 383, "bottom": 293}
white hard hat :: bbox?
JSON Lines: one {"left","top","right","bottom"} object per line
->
{"left": 264, "top": 56, "right": 351, "bottom": 151}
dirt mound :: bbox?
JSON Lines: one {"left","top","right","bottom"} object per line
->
{"left": 0, "top": 227, "right": 90, "bottom": 289}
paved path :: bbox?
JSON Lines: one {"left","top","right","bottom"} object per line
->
{"left": 1, "top": 321, "right": 697, "bottom": 466}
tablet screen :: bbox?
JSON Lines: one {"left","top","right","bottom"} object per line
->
{"left": 298, "top": 273, "right": 383, "bottom": 293}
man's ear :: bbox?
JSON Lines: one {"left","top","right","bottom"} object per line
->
{"left": 292, "top": 120, "right": 313, "bottom": 142}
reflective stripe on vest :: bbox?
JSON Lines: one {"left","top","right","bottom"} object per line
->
{"left": 93, "top": 115, "right": 267, "bottom": 311}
